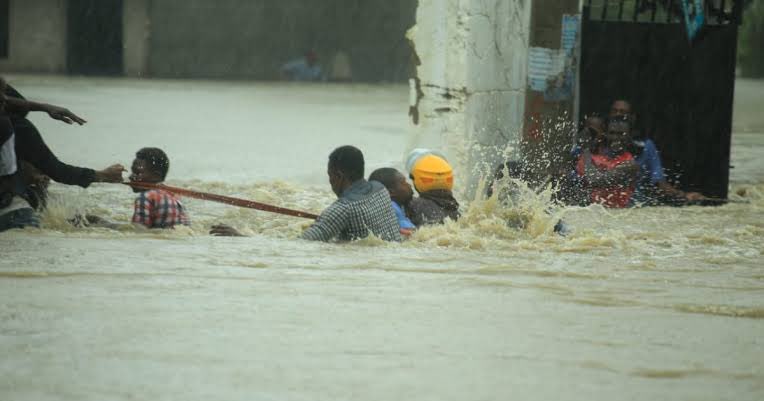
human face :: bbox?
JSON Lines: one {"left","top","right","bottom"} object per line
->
{"left": 585, "top": 117, "right": 605, "bottom": 136}
{"left": 328, "top": 167, "right": 345, "bottom": 197}
{"left": 129, "top": 158, "right": 161, "bottom": 191}
{"left": 606, "top": 127, "right": 630, "bottom": 153}
{"left": 389, "top": 173, "right": 414, "bottom": 205}
{"left": 609, "top": 100, "right": 631, "bottom": 119}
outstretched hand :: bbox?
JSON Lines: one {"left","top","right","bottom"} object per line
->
{"left": 210, "top": 224, "right": 245, "bottom": 237}
{"left": 45, "top": 104, "right": 87, "bottom": 125}
{"left": 94, "top": 164, "right": 127, "bottom": 183}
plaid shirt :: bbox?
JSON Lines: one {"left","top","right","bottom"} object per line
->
{"left": 132, "top": 189, "right": 190, "bottom": 229}
{"left": 301, "top": 180, "right": 401, "bottom": 242}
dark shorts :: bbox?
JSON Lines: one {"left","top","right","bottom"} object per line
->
{"left": 0, "top": 207, "right": 40, "bottom": 232}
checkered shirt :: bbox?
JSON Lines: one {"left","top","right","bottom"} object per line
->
{"left": 301, "top": 180, "right": 401, "bottom": 242}
{"left": 132, "top": 189, "right": 190, "bottom": 229}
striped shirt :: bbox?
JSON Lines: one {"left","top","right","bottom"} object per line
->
{"left": 301, "top": 179, "right": 401, "bottom": 242}
{"left": 132, "top": 189, "right": 190, "bottom": 229}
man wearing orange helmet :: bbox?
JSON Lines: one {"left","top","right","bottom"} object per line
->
{"left": 405, "top": 150, "right": 460, "bottom": 227}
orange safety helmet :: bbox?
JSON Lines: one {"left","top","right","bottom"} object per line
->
{"left": 410, "top": 154, "right": 454, "bottom": 192}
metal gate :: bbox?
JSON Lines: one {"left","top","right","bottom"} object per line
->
{"left": 579, "top": 0, "right": 744, "bottom": 198}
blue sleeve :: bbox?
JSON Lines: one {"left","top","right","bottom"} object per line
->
{"left": 392, "top": 202, "right": 416, "bottom": 230}
{"left": 642, "top": 140, "right": 666, "bottom": 184}
{"left": 281, "top": 59, "right": 303, "bottom": 73}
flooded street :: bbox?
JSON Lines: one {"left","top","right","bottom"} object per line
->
{"left": 1, "top": 76, "right": 763, "bottom": 401}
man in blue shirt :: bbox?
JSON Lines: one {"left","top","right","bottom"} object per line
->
{"left": 609, "top": 99, "right": 705, "bottom": 205}
{"left": 281, "top": 51, "right": 323, "bottom": 82}
{"left": 368, "top": 167, "right": 416, "bottom": 236}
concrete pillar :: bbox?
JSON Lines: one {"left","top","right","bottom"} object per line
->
{"left": 123, "top": 0, "right": 150, "bottom": 77}
{"left": 408, "top": 0, "right": 532, "bottom": 199}
{"left": 0, "top": 0, "right": 67, "bottom": 73}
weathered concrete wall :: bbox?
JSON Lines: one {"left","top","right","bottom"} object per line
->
{"left": 409, "top": 0, "right": 532, "bottom": 199}
{"left": 146, "top": 0, "right": 416, "bottom": 81}
{"left": 0, "top": 0, "right": 67, "bottom": 73}
{"left": 123, "top": 0, "right": 150, "bottom": 77}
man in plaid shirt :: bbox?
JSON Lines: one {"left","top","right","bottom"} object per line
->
{"left": 129, "top": 148, "right": 189, "bottom": 229}
{"left": 210, "top": 146, "right": 399, "bottom": 242}
{"left": 300, "top": 146, "right": 400, "bottom": 242}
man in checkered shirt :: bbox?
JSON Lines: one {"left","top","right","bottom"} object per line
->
{"left": 300, "top": 146, "right": 401, "bottom": 242}
{"left": 210, "top": 146, "right": 400, "bottom": 242}
{"left": 129, "top": 147, "right": 189, "bottom": 229}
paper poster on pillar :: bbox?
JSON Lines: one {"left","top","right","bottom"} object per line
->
{"left": 526, "top": 14, "right": 580, "bottom": 102}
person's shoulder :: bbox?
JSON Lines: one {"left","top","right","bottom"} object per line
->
{"left": 135, "top": 189, "right": 165, "bottom": 201}
{"left": 409, "top": 196, "right": 437, "bottom": 211}
{"left": 321, "top": 198, "right": 350, "bottom": 217}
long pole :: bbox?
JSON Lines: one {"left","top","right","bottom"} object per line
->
{"left": 124, "top": 182, "right": 319, "bottom": 220}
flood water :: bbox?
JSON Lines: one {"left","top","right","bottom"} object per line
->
{"left": 1, "top": 75, "right": 762, "bottom": 401}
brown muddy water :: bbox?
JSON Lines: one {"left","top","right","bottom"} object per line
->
{"left": 1, "top": 76, "right": 762, "bottom": 401}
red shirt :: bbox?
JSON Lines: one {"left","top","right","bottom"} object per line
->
{"left": 132, "top": 189, "right": 190, "bottom": 228}
{"left": 577, "top": 152, "right": 635, "bottom": 208}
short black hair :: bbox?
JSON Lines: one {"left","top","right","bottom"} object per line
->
{"left": 135, "top": 147, "right": 170, "bottom": 180}
{"left": 611, "top": 98, "right": 632, "bottom": 109}
{"left": 328, "top": 145, "right": 364, "bottom": 181}
{"left": 369, "top": 167, "right": 402, "bottom": 190}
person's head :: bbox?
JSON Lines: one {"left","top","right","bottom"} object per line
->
{"left": 327, "top": 145, "right": 364, "bottom": 197}
{"left": 609, "top": 99, "right": 633, "bottom": 119}
{"left": 605, "top": 117, "right": 632, "bottom": 153}
{"left": 305, "top": 50, "right": 318, "bottom": 66}
{"left": 578, "top": 114, "right": 606, "bottom": 150}
{"left": 585, "top": 115, "right": 606, "bottom": 134}
{"left": 409, "top": 154, "right": 454, "bottom": 194}
{"left": 130, "top": 147, "right": 170, "bottom": 191}
{"left": 369, "top": 167, "right": 414, "bottom": 205}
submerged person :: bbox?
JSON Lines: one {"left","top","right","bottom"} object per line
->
{"left": 576, "top": 117, "right": 639, "bottom": 208}
{"left": 488, "top": 160, "right": 571, "bottom": 235}
{"left": 609, "top": 99, "right": 705, "bottom": 205}
{"left": 368, "top": 167, "right": 416, "bottom": 236}
{"left": 82, "top": 148, "right": 189, "bottom": 229}
{"left": 212, "top": 146, "right": 401, "bottom": 242}
{"left": 405, "top": 151, "right": 460, "bottom": 227}
{"left": 281, "top": 51, "right": 323, "bottom": 82}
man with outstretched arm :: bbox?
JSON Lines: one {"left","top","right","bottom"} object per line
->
{"left": 3, "top": 79, "right": 125, "bottom": 189}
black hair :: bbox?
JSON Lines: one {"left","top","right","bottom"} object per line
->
{"left": 135, "top": 147, "right": 170, "bottom": 180}
{"left": 610, "top": 98, "right": 632, "bottom": 109}
{"left": 368, "top": 167, "right": 402, "bottom": 190}
{"left": 328, "top": 145, "right": 364, "bottom": 181}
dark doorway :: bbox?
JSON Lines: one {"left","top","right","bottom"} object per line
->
{"left": 67, "top": 0, "right": 123, "bottom": 75}
{"left": 0, "top": 0, "right": 9, "bottom": 58}
{"left": 579, "top": 1, "right": 744, "bottom": 198}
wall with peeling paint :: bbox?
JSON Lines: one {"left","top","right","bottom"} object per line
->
{"left": 408, "top": 0, "right": 532, "bottom": 199}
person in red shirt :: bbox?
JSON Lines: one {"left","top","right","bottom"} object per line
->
{"left": 128, "top": 148, "right": 189, "bottom": 228}
{"left": 576, "top": 117, "right": 639, "bottom": 208}
{"left": 76, "top": 147, "right": 189, "bottom": 229}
